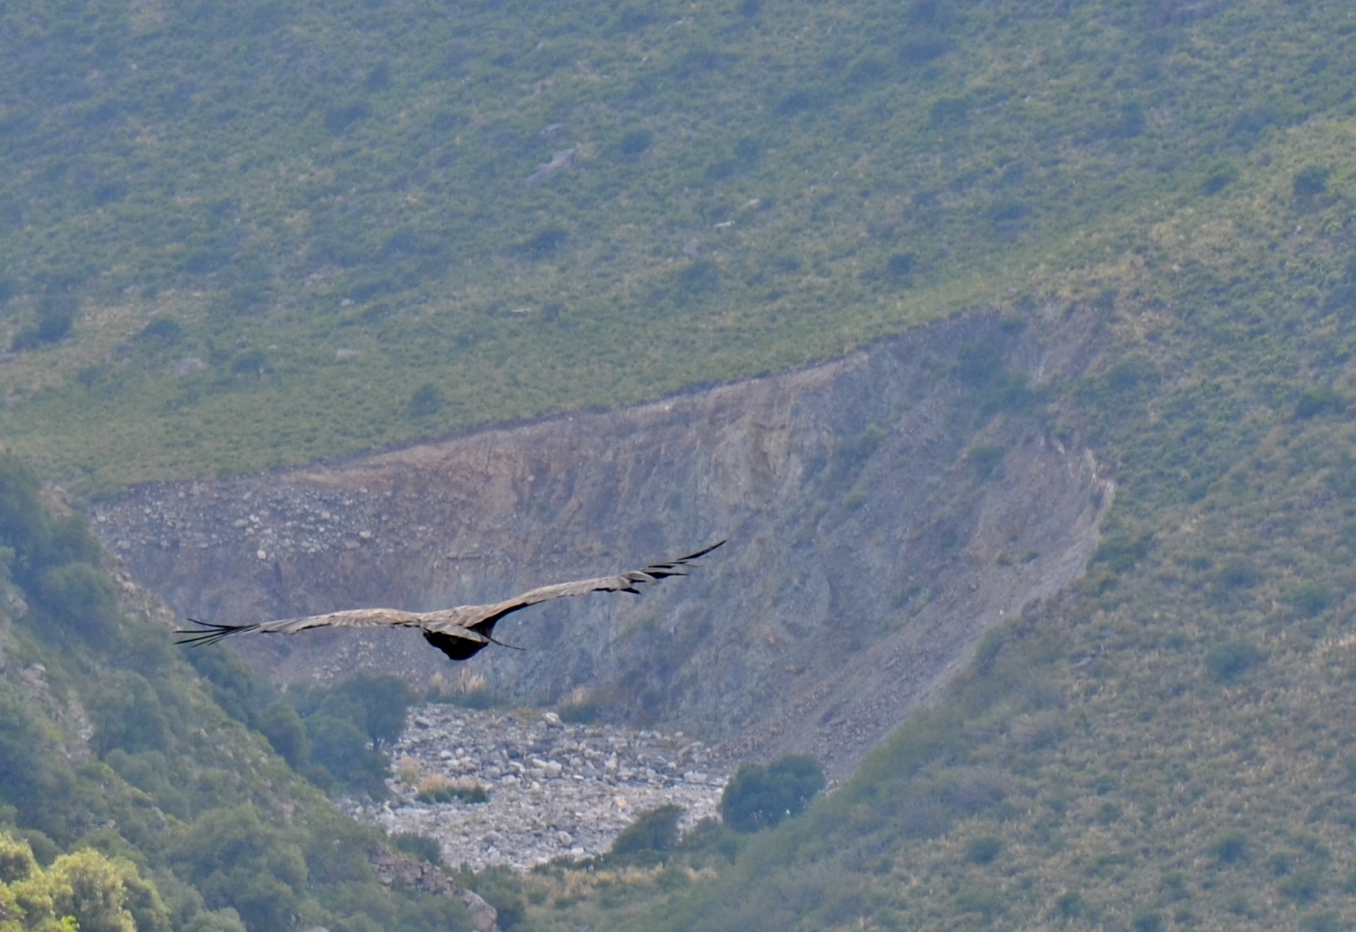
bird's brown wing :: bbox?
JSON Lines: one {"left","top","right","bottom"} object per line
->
{"left": 175, "top": 607, "right": 427, "bottom": 646}
{"left": 432, "top": 540, "right": 726, "bottom": 637}
{"left": 177, "top": 540, "right": 725, "bottom": 648}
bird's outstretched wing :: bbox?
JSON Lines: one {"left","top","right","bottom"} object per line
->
{"left": 175, "top": 540, "right": 725, "bottom": 650}
{"left": 175, "top": 607, "right": 426, "bottom": 646}
{"left": 434, "top": 539, "right": 727, "bottom": 636}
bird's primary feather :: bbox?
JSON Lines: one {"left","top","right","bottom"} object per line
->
{"left": 175, "top": 540, "right": 724, "bottom": 662}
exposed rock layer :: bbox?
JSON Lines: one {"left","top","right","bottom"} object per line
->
{"left": 95, "top": 308, "right": 1110, "bottom": 779}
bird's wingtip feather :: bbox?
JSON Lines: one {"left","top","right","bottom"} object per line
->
{"left": 174, "top": 618, "right": 258, "bottom": 647}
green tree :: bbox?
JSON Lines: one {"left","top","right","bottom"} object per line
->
{"left": 335, "top": 673, "right": 418, "bottom": 751}
{"left": 39, "top": 562, "right": 121, "bottom": 644}
{"left": 256, "top": 701, "right": 309, "bottom": 770}
{"left": 172, "top": 806, "right": 308, "bottom": 932}
{"left": 719, "top": 755, "right": 825, "bottom": 833}
{"left": 0, "top": 830, "right": 168, "bottom": 932}
{"left": 87, "top": 672, "right": 172, "bottom": 756}
{"left": 0, "top": 684, "right": 77, "bottom": 838}
{"left": 610, "top": 805, "right": 684, "bottom": 860}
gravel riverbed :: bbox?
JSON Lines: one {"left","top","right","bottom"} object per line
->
{"left": 342, "top": 704, "right": 731, "bottom": 871}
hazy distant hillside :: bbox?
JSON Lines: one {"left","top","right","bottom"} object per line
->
{"left": 8, "top": 0, "right": 1356, "bottom": 929}
{"left": 2, "top": 0, "right": 1354, "bottom": 491}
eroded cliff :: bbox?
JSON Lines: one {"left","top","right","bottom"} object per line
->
{"left": 94, "top": 307, "right": 1110, "bottom": 779}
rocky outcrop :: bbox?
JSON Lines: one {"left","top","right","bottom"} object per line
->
{"left": 369, "top": 848, "right": 499, "bottom": 932}
{"left": 95, "top": 307, "right": 1110, "bottom": 779}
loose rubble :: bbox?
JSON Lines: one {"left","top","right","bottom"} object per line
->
{"left": 92, "top": 483, "right": 401, "bottom": 560}
{"left": 343, "top": 705, "right": 731, "bottom": 871}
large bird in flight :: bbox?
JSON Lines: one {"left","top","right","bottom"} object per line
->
{"left": 176, "top": 540, "right": 725, "bottom": 661}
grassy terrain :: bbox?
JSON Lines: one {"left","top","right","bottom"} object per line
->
{"left": 0, "top": 457, "right": 481, "bottom": 931}
{"left": 8, "top": 0, "right": 1356, "bottom": 930}
{"left": 3, "top": 0, "right": 1355, "bottom": 492}
{"left": 484, "top": 115, "right": 1356, "bottom": 930}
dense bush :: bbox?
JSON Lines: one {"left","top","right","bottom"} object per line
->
{"left": 39, "top": 561, "right": 121, "bottom": 644}
{"left": 390, "top": 832, "right": 442, "bottom": 865}
{"left": 1204, "top": 641, "right": 1266, "bottom": 683}
{"left": 88, "top": 671, "right": 173, "bottom": 756}
{"left": 0, "top": 830, "right": 170, "bottom": 932}
{"left": 172, "top": 806, "right": 309, "bottom": 932}
{"left": 719, "top": 755, "right": 825, "bottom": 833}
{"left": 255, "top": 700, "right": 309, "bottom": 770}
{"left": 0, "top": 456, "right": 485, "bottom": 931}
{"left": 610, "top": 805, "right": 684, "bottom": 860}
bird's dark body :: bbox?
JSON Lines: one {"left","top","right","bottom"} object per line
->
{"left": 424, "top": 629, "right": 488, "bottom": 661}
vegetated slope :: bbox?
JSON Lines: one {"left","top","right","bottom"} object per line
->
{"left": 587, "top": 122, "right": 1356, "bottom": 930}
{"left": 1, "top": 0, "right": 1354, "bottom": 492}
{"left": 0, "top": 456, "right": 481, "bottom": 932}
{"left": 95, "top": 307, "right": 1110, "bottom": 780}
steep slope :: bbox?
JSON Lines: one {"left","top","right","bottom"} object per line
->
{"left": 0, "top": 456, "right": 485, "bottom": 932}
{"left": 96, "top": 308, "right": 1109, "bottom": 778}
{"left": 599, "top": 115, "right": 1356, "bottom": 932}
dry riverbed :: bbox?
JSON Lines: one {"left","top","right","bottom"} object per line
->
{"left": 343, "top": 703, "right": 731, "bottom": 871}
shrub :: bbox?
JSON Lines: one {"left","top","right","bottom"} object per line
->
{"left": 954, "top": 887, "right": 1002, "bottom": 917}
{"left": 172, "top": 806, "right": 308, "bottom": 932}
{"left": 968, "top": 444, "right": 1004, "bottom": 478}
{"left": 514, "top": 227, "right": 568, "bottom": 259}
{"left": 1132, "top": 910, "right": 1163, "bottom": 932}
{"left": 557, "top": 688, "right": 599, "bottom": 723}
{"left": 618, "top": 129, "right": 654, "bottom": 158}
{"left": 39, "top": 561, "right": 121, "bottom": 643}
{"left": 0, "top": 832, "right": 170, "bottom": 932}
{"left": 965, "top": 836, "right": 1001, "bottom": 864}
{"left": 1279, "top": 869, "right": 1323, "bottom": 902}
{"left": 1199, "top": 160, "right": 1238, "bottom": 195}
{"left": 229, "top": 348, "right": 267, "bottom": 375}
{"left": 720, "top": 754, "right": 825, "bottom": 832}
{"left": 610, "top": 805, "right": 684, "bottom": 859}
{"left": 1294, "top": 387, "right": 1343, "bottom": 420}
{"left": 88, "top": 671, "right": 173, "bottom": 756}
{"left": 1055, "top": 891, "right": 1083, "bottom": 917}
{"left": 186, "top": 647, "right": 265, "bottom": 724}
{"left": 886, "top": 252, "right": 915, "bottom": 281}
{"left": 1211, "top": 832, "right": 1248, "bottom": 864}
{"left": 1204, "top": 641, "right": 1265, "bottom": 683}
{"left": 391, "top": 832, "right": 442, "bottom": 865}
{"left": 12, "top": 294, "right": 76, "bottom": 350}
{"left": 256, "top": 700, "right": 309, "bottom": 769}
{"left": 325, "top": 100, "right": 372, "bottom": 135}
{"left": 1289, "top": 582, "right": 1332, "bottom": 617}
{"left": 1293, "top": 166, "right": 1331, "bottom": 198}
{"left": 410, "top": 383, "right": 445, "bottom": 418}
{"left": 333, "top": 672, "right": 419, "bottom": 750}
{"left": 305, "top": 708, "right": 389, "bottom": 792}
{"left": 1301, "top": 912, "right": 1341, "bottom": 932}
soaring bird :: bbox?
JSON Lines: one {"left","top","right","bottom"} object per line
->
{"left": 175, "top": 540, "right": 725, "bottom": 661}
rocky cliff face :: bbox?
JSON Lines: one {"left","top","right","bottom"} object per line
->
{"left": 94, "top": 307, "right": 1110, "bottom": 779}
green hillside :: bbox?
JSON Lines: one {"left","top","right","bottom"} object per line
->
{"left": 2, "top": 0, "right": 1354, "bottom": 492}
{"left": 7, "top": 0, "right": 1356, "bottom": 930}
{"left": 503, "top": 115, "right": 1356, "bottom": 929}
{"left": 0, "top": 455, "right": 481, "bottom": 931}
